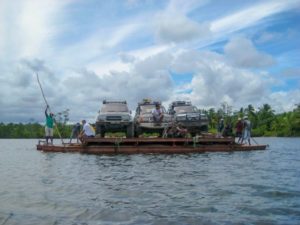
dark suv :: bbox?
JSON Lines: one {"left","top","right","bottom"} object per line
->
{"left": 168, "top": 101, "right": 209, "bottom": 136}
{"left": 95, "top": 100, "right": 134, "bottom": 138}
{"left": 134, "top": 99, "right": 172, "bottom": 137}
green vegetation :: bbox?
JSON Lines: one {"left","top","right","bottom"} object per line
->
{"left": 0, "top": 103, "right": 299, "bottom": 138}
{"left": 0, "top": 123, "right": 73, "bottom": 139}
{"left": 205, "top": 103, "right": 300, "bottom": 137}
{"left": 0, "top": 108, "right": 72, "bottom": 139}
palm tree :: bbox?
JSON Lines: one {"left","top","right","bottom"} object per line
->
{"left": 257, "top": 104, "right": 275, "bottom": 131}
{"left": 245, "top": 104, "right": 257, "bottom": 128}
{"left": 207, "top": 108, "right": 217, "bottom": 129}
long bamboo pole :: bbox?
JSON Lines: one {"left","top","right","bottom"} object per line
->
{"left": 36, "top": 72, "right": 64, "bottom": 144}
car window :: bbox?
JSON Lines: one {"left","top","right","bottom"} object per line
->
{"left": 140, "top": 105, "right": 166, "bottom": 114}
{"left": 101, "top": 104, "right": 129, "bottom": 112}
{"left": 174, "top": 106, "right": 197, "bottom": 113}
{"left": 140, "top": 105, "right": 154, "bottom": 114}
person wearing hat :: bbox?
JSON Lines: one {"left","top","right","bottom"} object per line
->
{"left": 242, "top": 116, "right": 251, "bottom": 145}
{"left": 235, "top": 117, "right": 244, "bottom": 143}
{"left": 45, "top": 105, "right": 54, "bottom": 145}
{"left": 152, "top": 102, "right": 164, "bottom": 123}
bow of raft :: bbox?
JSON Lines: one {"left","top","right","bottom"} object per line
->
{"left": 36, "top": 136, "right": 268, "bottom": 154}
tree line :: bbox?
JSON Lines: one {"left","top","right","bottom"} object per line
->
{"left": 204, "top": 103, "right": 300, "bottom": 137}
{"left": 0, "top": 103, "right": 299, "bottom": 138}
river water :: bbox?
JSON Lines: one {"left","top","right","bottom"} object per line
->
{"left": 0, "top": 138, "right": 299, "bottom": 225}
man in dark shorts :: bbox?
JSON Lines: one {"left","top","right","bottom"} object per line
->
{"left": 235, "top": 118, "right": 243, "bottom": 143}
{"left": 69, "top": 122, "right": 81, "bottom": 143}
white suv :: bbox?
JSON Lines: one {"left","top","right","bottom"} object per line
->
{"left": 134, "top": 99, "right": 172, "bottom": 137}
{"left": 96, "top": 100, "right": 134, "bottom": 138}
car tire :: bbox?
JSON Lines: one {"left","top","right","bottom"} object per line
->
{"left": 96, "top": 125, "right": 105, "bottom": 138}
{"left": 201, "top": 125, "right": 209, "bottom": 132}
{"left": 158, "top": 129, "right": 165, "bottom": 138}
{"left": 126, "top": 124, "right": 134, "bottom": 138}
{"left": 134, "top": 127, "right": 142, "bottom": 137}
{"left": 96, "top": 124, "right": 101, "bottom": 135}
{"left": 190, "top": 132, "right": 197, "bottom": 137}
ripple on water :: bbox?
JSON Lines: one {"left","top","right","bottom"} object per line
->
{"left": 0, "top": 138, "right": 300, "bottom": 225}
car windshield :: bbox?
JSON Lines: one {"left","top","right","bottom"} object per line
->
{"left": 140, "top": 105, "right": 166, "bottom": 114}
{"left": 101, "top": 104, "right": 129, "bottom": 112}
{"left": 174, "top": 106, "right": 197, "bottom": 113}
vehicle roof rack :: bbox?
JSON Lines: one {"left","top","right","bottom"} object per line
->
{"left": 170, "top": 101, "right": 192, "bottom": 106}
{"left": 103, "top": 100, "right": 127, "bottom": 104}
{"left": 138, "top": 99, "right": 161, "bottom": 105}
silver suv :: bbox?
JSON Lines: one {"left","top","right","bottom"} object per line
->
{"left": 134, "top": 99, "right": 172, "bottom": 137}
{"left": 95, "top": 100, "right": 134, "bottom": 138}
{"left": 168, "top": 101, "right": 209, "bottom": 136}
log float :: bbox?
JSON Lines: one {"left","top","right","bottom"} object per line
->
{"left": 36, "top": 137, "right": 268, "bottom": 154}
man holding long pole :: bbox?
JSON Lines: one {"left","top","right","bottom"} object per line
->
{"left": 45, "top": 105, "right": 54, "bottom": 145}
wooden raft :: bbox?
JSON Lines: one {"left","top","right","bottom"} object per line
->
{"left": 36, "top": 137, "right": 267, "bottom": 154}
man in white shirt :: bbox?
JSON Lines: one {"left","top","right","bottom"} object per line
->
{"left": 242, "top": 116, "right": 251, "bottom": 145}
{"left": 79, "top": 120, "right": 95, "bottom": 142}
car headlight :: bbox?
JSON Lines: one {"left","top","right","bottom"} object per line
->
{"left": 122, "top": 115, "right": 131, "bottom": 121}
{"left": 187, "top": 116, "right": 200, "bottom": 120}
{"left": 146, "top": 116, "right": 153, "bottom": 122}
{"left": 201, "top": 114, "right": 208, "bottom": 120}
{"left": 176, "top": 116, "right": 186, "bottom": 121}
{"left": 163, "top": 116, "right": 172, "bottom": 122}
{"left": 138, "top": 116, "right": 153, "bottom": 122}
{"left": 97, "top": 115, "right": 106, "bottom": 121}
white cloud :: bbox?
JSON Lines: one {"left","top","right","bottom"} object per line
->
{"left": 129, "top": 49, "right": 271, "bottom": 113}
{"left": 0, "top": 0, "right": 299, "bottom": 123}
{"left": 155, "top": 13, "right": 210, "bottom": 43}
{"left": 0, "top": 52, "right": 175, "bottom": 123}
{"left": 224, "top": 37, "right": 275, "bottom": 68}
{"left": 153, "top": 0, "right": 211, "bottom": 44}
{"left": 171, "top": 49, "right": 224, "bottom": 74}
{"left": 281, "top": 68, "right": 300, "bottom": 77}
{"left": 255, "top": 31, "right": 282, "bottom": 44}
{"left": 0, "top": 0, "right": 68, "bottom": 61}
{"left": 56, "top": 23, "right": 142, "bottom": 69}
{"left": 135, "top": 52, "right": 173, "bottom": 75}
{"left": 185, "top": 52, "right": 267, "bottom": 108}
{"left": 0, "top": 60, "right": 58, "bottom": 122}
{"left": 0, "top": 44, "right": 295, "bottom": 123}
{"left": 88, "top": 60, "right": 131, "bottom": 76}
{"left": 119, "top": 52, "right": 136, "bottom": 63}
{"left": 63, "top": 54, "right": 174, "bottom": 121}
{"left": 210, "top": 0, "right": 299, "bottom": 35}
{"left": 130, "top": 44, "right": 172, "bottom": 60}
{"left": 268, "top": 90, "right": 300, "bottom": 112}
{"left": 166, "top": 0, "right": 210, "bottom": 15}
{"left": 168, "top": 49, "right": 297, "bottom": 113}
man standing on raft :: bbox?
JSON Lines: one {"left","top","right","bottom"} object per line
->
{"left": 45, "top": 105, "right": 54, "bottom": 145}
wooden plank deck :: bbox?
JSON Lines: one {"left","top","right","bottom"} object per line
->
{"left": 36, "top": 137, "right": 267, "bottom": 154}
{"left": 82, "top": 137, "right": 235, "bottom": 146}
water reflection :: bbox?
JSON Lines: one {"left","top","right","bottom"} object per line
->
{"left": 0, "top": 138, "right": 299, "bottom": 224}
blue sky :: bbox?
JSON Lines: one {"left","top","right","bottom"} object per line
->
{"left": 0, "top": 0, "right": 299, "bottom": 123}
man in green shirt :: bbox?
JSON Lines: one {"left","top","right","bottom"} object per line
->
{"left": 45, "top": 105, "right": 54, "bottom": 145}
